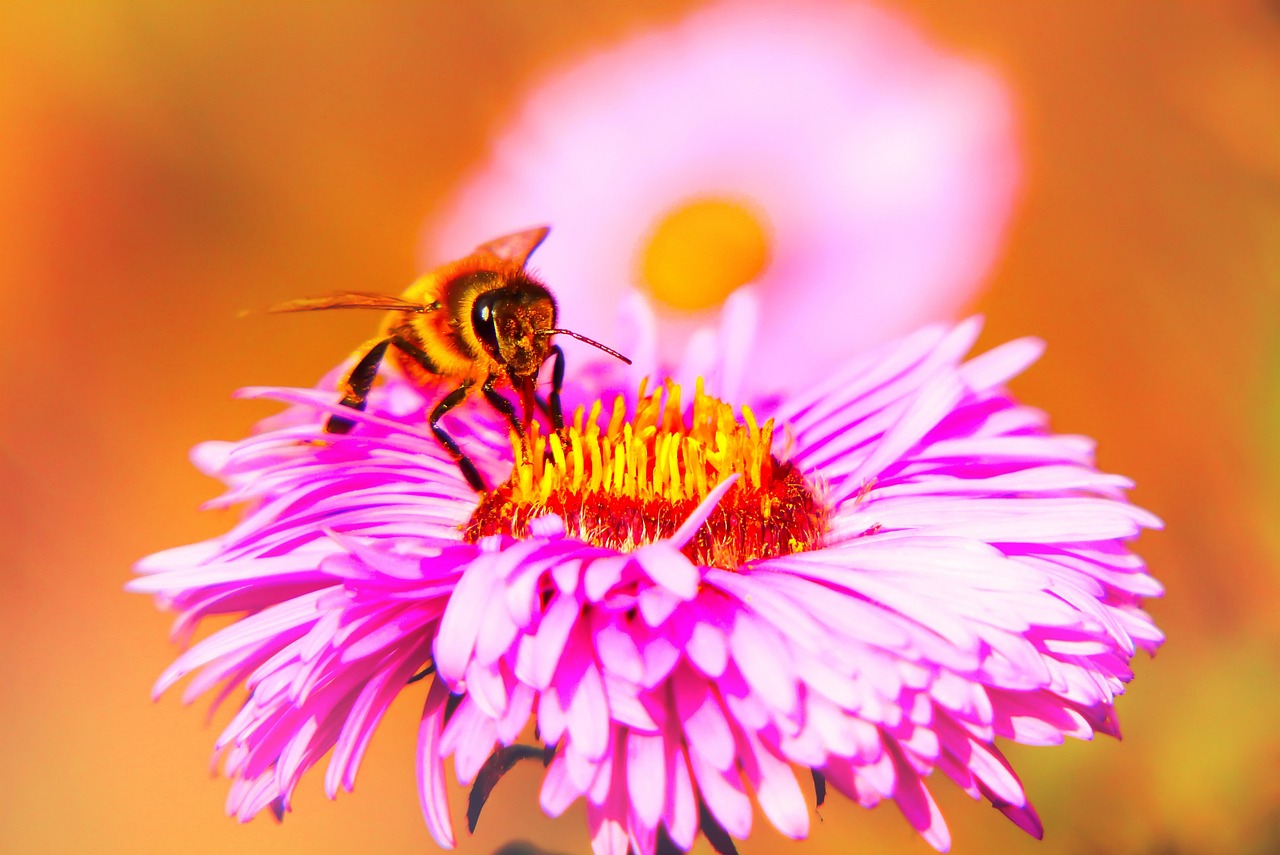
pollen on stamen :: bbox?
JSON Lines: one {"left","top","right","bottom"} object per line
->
{"left": 464, "top": 380, "right": 828, "bottom": 569}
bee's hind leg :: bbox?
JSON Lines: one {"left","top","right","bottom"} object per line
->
{"left": 327, "top": 338, "right": 392, "bottom": 434}
{"left": 430, "top": 380, "right": 486, "bottom": 493}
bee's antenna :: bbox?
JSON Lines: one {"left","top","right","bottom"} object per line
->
{"left": 539, "top": 329, "right": 632, "bottom": 365}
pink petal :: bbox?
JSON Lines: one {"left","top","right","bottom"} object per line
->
{"left": 688, "top": 749, "right": 752, "bottom": 840}
{"left": 994, "top": 799, "right": 1043, "bottom": 839}
{"left": 684, "top": 604, "right": 729, "bottom": 678}
{"left": 958, "top": 336, "right": 1044, "bottom": 389}
{"left": 738, "top": 727, "right": 809, "bottom": 839}
{"left": 637, "top": 584, "right": 682, "bottom": 627}
{"left": 626, "top": 730, "right": 667, "bottom": 828}
{"left": 532, "top": 593, "right": 581, "bottom": 689}
{"left": 888, "top": 740, "right": 951, "bottom": 852}
{"left": 325, "top": 648, "right": 419, "bottom": 796}
{"left": 662, "top": 742, "right": 698, "bottom": 850}
{"left": 589, "top": 808, "right": 629, "bottom": 855}
{"left": 602, "top": 672, "right": 660, "bottom": 731}
{"left": 439, "top": 697, "right": 498, "bottom": 785}
{"left": 539, "top": 751, "right": 582, "bottom": 818}
{"left": 729, "top": 611, "right": 798, "bottom": 717}
{"left": 463, "top": 659, "right": 509, "bottom": 719}
{"left": 638, "top": 629, "right": 681, "bottom": 688}
{"left": 415, "top": 679, "right": 455, "bottom": 848}
{"left": 673, "top": 667, "right": 736, "bottom": 771}
{"left": 495, "top": 679, "right": 535, "bottom": 745}
{"left": 847, "top": 373, "right": 966, "bottom": 484}
{"left": 587, "top": 734, "right": 630, "bottom": 855}
{"left": 584, "top": 555, "right": 630, "bottom": 602}
{"left": 433, "top": 555, "right": 497, "bottom": 683}
{"left": 669, "top": 474, "right": 739, "bottom": 548}
{"left": 633, "top": 541, "right": 699, "bottom": 599}
{"left": 559, "top": 627, "right": 610, "bottom": 762}
{"left": 593, "top": 614, "right": 645, "bottom": 684}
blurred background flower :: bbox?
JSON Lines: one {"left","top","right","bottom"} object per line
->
{"left": 1, "top": 1, "right": 1276, "bottom": 855}
{"left": 424, "top": 0, "right": 1020, "bottom": 395}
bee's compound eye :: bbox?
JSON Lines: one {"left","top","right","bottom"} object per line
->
{"left": 471, "top": 293, "right": 500, "bottom": 355}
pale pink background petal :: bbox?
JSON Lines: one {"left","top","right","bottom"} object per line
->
{"left": 423, "top": 0, "right": 1020, "bottom": 393}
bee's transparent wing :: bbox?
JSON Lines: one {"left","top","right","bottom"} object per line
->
{"left": 473, "top": 226, "right": 550, "bottom": 269}
{"left": 265, "top": 292, "right": 432, "bottom": 314}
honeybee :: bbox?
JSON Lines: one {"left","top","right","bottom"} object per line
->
{"left": 269, "top": 226, "right": 630, "bottom": 492}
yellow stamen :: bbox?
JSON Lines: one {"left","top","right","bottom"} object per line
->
{"left": 466, "top": 380, "right": 826, "bottom": 569}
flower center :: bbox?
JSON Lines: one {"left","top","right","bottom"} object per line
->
{"left": 639, "top": 197, "right": 771, "bottom": 312}
{"left": 464, "top": 381, "right": 825, "bottom": 569}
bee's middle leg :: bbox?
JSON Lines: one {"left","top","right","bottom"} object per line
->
{"left": 430, "top": 381, "right": 486, "bottom": 493}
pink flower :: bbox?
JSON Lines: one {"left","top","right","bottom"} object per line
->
{"left": 425, "top": 0, "right": 1020, "bottom": 395}
{"left": 132, "top": 318, "right": 1161, "bottom": 854}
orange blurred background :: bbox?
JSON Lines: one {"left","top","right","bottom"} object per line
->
{"left": 1, "top": 2, "right": 1276, "bottom": 854}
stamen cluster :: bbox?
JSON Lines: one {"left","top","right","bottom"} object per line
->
{"left": 465, "top": 380, "right": 826, "bottom": 568}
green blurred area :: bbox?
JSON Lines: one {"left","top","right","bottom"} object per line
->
{"left": 0, "top": 2, "right": 1276, "bottom": 854}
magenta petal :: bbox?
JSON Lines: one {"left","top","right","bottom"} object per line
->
{"left": 462, "top": 659, "right": 509, "bottom": 719}
{"left": 433, "top": 554, "right": 497, "bottom": 683}
{"left": 540, "top": 751, "right": 582, "bottom": 818}
{"left": 888, "top": 741, "right": 951, "bottom": 852}
{"left": 593, "top": 615, "right": 645, "bottom": 684}
{"left": 625, "top": 730, "right": 667, "bottom": 828}
{"left": 325, "top": 648, "right": 420, "bottom": 797}
{"left": 560, "top": 629, "right": 611, "bottom": 762}
{"left": 528, "top": 513, "right": 566, "bottom": 539}
{"left": 587, "top": 732, "right": 630, "bottom": 855}
{"left": 586, "top": 736, "right": 617, "bottom": 806}
{"left": 958, "top": 336, "right": 1045, "bottom": 389}
{"left": 729, "top": 611, "right": 798, "bottom": 717}
{"left": 537, "top": 680, "right": 569, "bottom": 747}
{"left": 566, "top": 740, "right": 607, "bottom": 795}
{"left": 532, "top": 593, "right": 581, "bottom": 689}
{"left": 848, "top": 373, "right": 966, "bottom": 484}
{"left": 627, "top": 819, "right": 657, "bottom": 855}
{"left": 673, "top": 668, "right": 736, "bottom": 771}
{"left": 738, "top": 727, "right": 809, "bottom": 839}
{"left": 415, "top": 679, "right": 455, "bottom": 848}
{"left": 603, "top": 673, "right": 659, "bottom": 732}
{"left": 584, "top": 555, "right": 630, "bottom": 602}
{"left": 662, "top": 741, "right": 698, "bottom": 850}
{"left": 137, "top": 308, "right": 1160, "bottom": 853}
{"left": 588, "top": 805, "right": 629, "bottom": 855}
{"left": 994, "top": 797, "right": 1044, "bottom": 839}
{"left": 684, "top": 602, "right": 729, "bottom": 678}
{"left": 633, "top": 541, "right": 699, "bottom": 600}
{"left": 668, "top": 474, "right": 739, "bottom": 548}
{"left": 495, "top": 679, "right": 535, "bottom": 744}
{"left": 688, "top": 749, "right": 752, "bottom": 840}
{"left": 948, "top": 731, "right": 1027, "bottom": 809}
{"left": 439, "top": 697, "right": 498, "bottom": 785}
{"left": 638, "top": 630, "right": 681, "bottom": 688}
{"left": 637, "top": 584, "right": 681, "bottom": 627}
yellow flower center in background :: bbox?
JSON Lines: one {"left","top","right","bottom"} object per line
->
{"left": 639, "top": 197, "right": 771, "bottom": 312}
{"left": 465, "top": 381, "right": 825, "bottom": 569}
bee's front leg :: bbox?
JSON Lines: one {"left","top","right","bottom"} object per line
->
{"left": 481, "top": 374, "right": 524, "bottom": 441}
{"left": 545, "top": 344, "right": 565, "bottom": 432}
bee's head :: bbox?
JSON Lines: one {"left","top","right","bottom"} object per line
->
{"left": 470, "top": 281, "right": 556, "bottom": 379}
